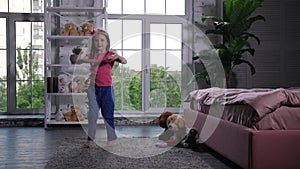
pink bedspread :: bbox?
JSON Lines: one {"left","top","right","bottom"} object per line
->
{"left": 185, "top": 87, "right": 300, "bottom": 130}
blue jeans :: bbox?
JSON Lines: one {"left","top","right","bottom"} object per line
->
{"left": 86, "top": 85, "right": 117, "bottom": 141}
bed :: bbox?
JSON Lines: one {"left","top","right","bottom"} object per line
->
{"left": 183, "top": 87, "right": 300, "bottom": 169}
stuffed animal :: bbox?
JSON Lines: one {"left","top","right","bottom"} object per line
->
{"left": 166, "top": 114, "right": 187, "bottom": 142}
{"left": 69, "top": 76, "right": 89, "bottom": 93}
{"left": 64, "top": 105, "right": 85, "bottom": 122}
{"left": 78, "top": 23, "right": 93, "bottom": 36}
{"left": 158, "top": 112, "right": 174, "bottom": 141}
{"left": 58, "top": 73, "right": 71, "bottom": 93}
{"left": 180, "top": 128, "right": 204, "bottom": 152}
{"left": 55, "top": 111, "right": 65, "bottom": 121}
{"left": 61, "top": 23, "right": 78, "bottom": 36}
{"left": 158, "top": 112, "right": 187, "bottom": 143}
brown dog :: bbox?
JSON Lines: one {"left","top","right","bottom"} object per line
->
{"left": 158, "top": 112, "right": 173, "bottom": 141}
{"left": 158, "top": 111, "right": 173, "bottom": 129}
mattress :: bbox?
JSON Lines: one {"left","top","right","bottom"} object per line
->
{"left": 185, "top": 87, "right": 300, "bottom": 130}
{"left": 200, "top": 104, "right": 259, "bottom": 128}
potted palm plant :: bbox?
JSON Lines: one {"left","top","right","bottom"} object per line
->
{"left": 193, "top": 0, "right": 265, "bottom": 87}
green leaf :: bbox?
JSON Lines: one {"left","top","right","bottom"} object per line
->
{"left": 201, "top": 16, "right": 223, "bottom": 23}
{"left": 228, "top": 36, "right": 248, "bottom": 54}
{"left": 188, "top": 72, "right": 208, "bottom": 85}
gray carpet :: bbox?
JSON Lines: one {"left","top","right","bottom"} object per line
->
{"left": 45, "top": 137, "right": 230, "bottom": 169}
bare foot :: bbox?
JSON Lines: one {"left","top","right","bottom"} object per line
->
{"left": 84, "top": 140, "right": 93, "bottom": 148}
{"left": 104, "top": 140, "right": 116, "bottom": 147}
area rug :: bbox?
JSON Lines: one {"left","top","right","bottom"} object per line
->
{"left": 45, "top": 137, "right": 230, "bottom": 169}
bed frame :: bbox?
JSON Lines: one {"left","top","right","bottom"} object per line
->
{"left": 184, "top": 108, "right": 300, "bottom": 169}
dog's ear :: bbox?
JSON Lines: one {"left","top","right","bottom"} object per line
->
{"left": 158, "top": 112, "right": 173, "bottom": 128}
{"left": 158, "top": 111, "right": 172, "bottom": 120}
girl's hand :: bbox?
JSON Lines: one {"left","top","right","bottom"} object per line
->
{"left": 108, "top": 51, "right": 127, "bottom": 64}
{"left": 108, "top": 54, "right": 127, "bottom": 64}
{"left": 108, "top": 54, "right": 119, "bottom": 61}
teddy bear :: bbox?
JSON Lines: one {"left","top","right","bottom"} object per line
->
{"left": 166, "top": 114, "right": 187, "bottom": 143}
{"left": 78, "top": 23, "right": 93, "bottom": 36}
{"left": 61, "top": 23, "right": 78, "bottom": 36}
{"left": 68, "top": 76, "right": 89, "bottom": 93}
{"left": 64, "top": 105, "right": 85, "bottom": 122}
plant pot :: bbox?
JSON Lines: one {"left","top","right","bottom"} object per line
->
{"left": 70, "top": 54, "right": 78, "bottom": 64}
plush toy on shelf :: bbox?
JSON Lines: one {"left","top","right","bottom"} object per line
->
{"left": 61, "top": 23, "right": 78, "bottom": 36}
{"left": 69, "top": 76, "right": 89, "bottom": 93}
{"left": 78, "top": 23, "right": 94, "bottom": 36}
{"left": 64, "top": 105, "right": 85, "bottom": 122}
{"left": 58, "top": 73, "right": 71, "bottom": 93}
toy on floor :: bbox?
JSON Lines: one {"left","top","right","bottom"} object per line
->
{"left": 166, "top": 114, "right": 187, "bottom": 143}
{"left": 179, "top": 128, "right": 204, "bottom": 152}
{"left": 158, "top": 111, "right": 173, "bottom": 141}
{"left": 155, "top": 142, "right": 168, "bottom": 148}
{"left": 157, "top": 112, "right": 187, "bottom": 145}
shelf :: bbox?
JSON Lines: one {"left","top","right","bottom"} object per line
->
{"left": 46, "top": 64, "right": 89, "bottom": 67}
{"left": 47, "top": 93, "right": 87, "bottom": 96}
{"left": 47, "top": 35, "right": 91, "bottom": 40}
{"left": 44, "top": 0, "right": 107, "bottom": 128}
{"left": 46, "top": 7, "right": 105, "bottom": 13}
{"left": 45, "top": 119, "right": 104, "bottom": 125}
{"left": 46, "top": 36, "right": 92, "bottom": 45}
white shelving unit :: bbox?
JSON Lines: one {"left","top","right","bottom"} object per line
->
{"left": 44, "top": 0, "right": 107, "bottom": 128}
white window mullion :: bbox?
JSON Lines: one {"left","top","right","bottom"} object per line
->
{"left": 143, "top": 19, "right": 151, "bottom": 112}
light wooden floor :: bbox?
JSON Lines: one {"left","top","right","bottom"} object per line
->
{"left": 0, "top": 126, "right": 240, "bottom": 169}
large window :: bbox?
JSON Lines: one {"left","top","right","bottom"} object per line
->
{"left": 106, "top": 0, "right": 187, "bottom": 113}
{"left": 0, "top": 0, "right": 44, "bottom": 114}
{"left": 0, "top": 0, "right": 188, "bottom": 114}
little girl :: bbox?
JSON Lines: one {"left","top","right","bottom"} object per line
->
{"left": 77, "top": 29, "right": 127, "bottom": 147}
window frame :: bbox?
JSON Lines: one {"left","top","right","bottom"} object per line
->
{"left": 107, "top": 0, "right": 192, "bottom": 114}
{"left": 1, "top": 13, "right": 44, "bottom": 115}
